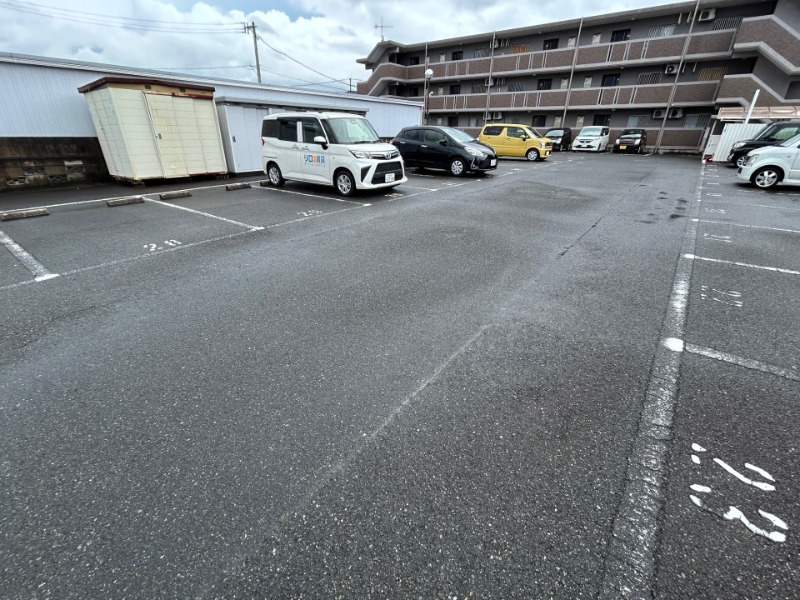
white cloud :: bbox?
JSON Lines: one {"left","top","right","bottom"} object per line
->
{"left": 0, "top": 0, "right": 673, "bottom": 92}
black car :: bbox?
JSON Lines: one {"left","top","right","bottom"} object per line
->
{"left": 613, "top": 128, "right": 648, "bottom": 154}
{"left": 543, "top": 127, "right": 572, "bottom": 151}
{"left": 391, "top": 126, "right": 497, "bottom": 176}
{"left": 727, "top": 121, "right": 800, "bottom": 168}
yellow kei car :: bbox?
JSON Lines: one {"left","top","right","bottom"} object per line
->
{"left": 478, "top": 123, "right": 552, "bottom": 161}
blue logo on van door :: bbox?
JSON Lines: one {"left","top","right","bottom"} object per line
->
{"left": 304, "top": 154, "right": 325, "bottom": 166}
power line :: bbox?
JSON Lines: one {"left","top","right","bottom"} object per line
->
{"left": 255, "top": 33, "right": 349, "bottom": 90}
{"left": 0, "top": 0, "right": 240, "bottom": 33}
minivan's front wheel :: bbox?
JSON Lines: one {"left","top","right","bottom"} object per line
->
{"left": 267, "top": 163, "right": 284, "bottom": 187}
{"left": 735, "top": 154, "right": 748, "bottom": 169}
{"left": 450, "top": 158, "right": 466, "bottom": 176}
{"left": 335, "top": 170, "right": 356, "bottom": 196}
{"left": 751, "top": 166, "right": 781, "bottom": 189}
{"left": 526, "top": 149, "right": 540, "bottom": 162}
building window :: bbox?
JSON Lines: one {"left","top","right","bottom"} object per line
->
{"left": 537, "top": 78, "right": 553, "bottom": 91}
{"left": 507, "top": 80, "right": 524, "bottom": 92}
{"left": 592, "top": 33, "right": 602, "bottom": 44}
{"left": 471, "top": 83, "right": 486, "bottom": 94}
{"left": 626, "top": 115, "right": 650, "bottom": 128}
{"left": 583, "top": 76, "right": 593, "bottom": 88}
{"left": 439, "top": 53, "right": 446, "bottom": 62}
{"left": 567, "top": 36, "right": 576, "bottom": 48}
{"left": 593, "top": 114, "right": 611, "bottom": 126}
{"left": 698, "top": 67, "right": 728, "bottom": 81}
{"left": 560, "top": 77, "right": 570, "bottom": 89}
{"left": 532, "top": 115, "right": 546, "bottom": 127}
{"left": 611, "top": 29, "right": 631, "bottom": 42}
{"left": 638, "top": 72, "right": 663, "bottom": 85}
{"left": 468, "top": 116, "right": 483, "bottom": 127}
{"left": 448, "top": 116, "right": 459, "bottom": 127}
{"left": 543, "top": 38, "right": 559, "bottom": 50}
{"left": 408, "top": 87, "right": 419, "bottom": 97}
{"left": 409, "top": 57, "right": 420, "bottom": 65}
{"left": 648, "top": 24, "right": 676, "bottom": 38}
{"left": 553, "top": 116, "right": 563, "bottom": 127}
{"left": 601, "top": 74, "right": 620, "bottom": 87}
{"left": 451, "top": 50, "right": 463, "bottom": 61}
{"left": 575, "top": 115, "right": 585, "bottom": 128}
{"left": 473, "top": 48, "right": 488, "bottom": 58}
{"left": 684, "top": 114, "right": 712, "bottom": 128}
{"left": 512, "top": 43, "right": 529, "bottom": 54}
{"left": 450, "top": 84, "right": 461, "bottom": 94}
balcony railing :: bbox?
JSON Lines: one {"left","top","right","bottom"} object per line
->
{"left": 426, "top": 81, "right": 719, "bottom": 113}
{"left": 358, "top": 29, "right": 738, "bottom": 95}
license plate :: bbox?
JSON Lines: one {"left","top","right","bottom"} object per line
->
{"left": 490, "top": 159, "right": 497, "bottom": 166}
{"left": 385, "top": 173, "right": 395, "bottom": 183}
{"left": 619, "top": 145, "right": 627, "bottom": 150}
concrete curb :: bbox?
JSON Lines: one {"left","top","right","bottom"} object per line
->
{"left": 225, "top": 183, "right": 252, "bottom": 191}
{"left": 159, "top": 191, "right": 192, "bottom": 200}
{"left": 107, "top": 196, "right": 145, "bottom": 207}
{"left": 0, "top": 208, "right": 50, "bottom": 221}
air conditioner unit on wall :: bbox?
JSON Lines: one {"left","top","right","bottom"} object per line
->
{"left": 668, "top": 108, "right": 684, "bottom": 119}
{"left": 653, "top": 109, "right": 666, "bottom": 119}
{"left": 698, "top": 8, "right": 716, "bottom": 22}
{"left": 486, "top": 78, "right": 494, "bottom": 87}
{"left": 665, "top": 63, "right": 679, "bottom": 75}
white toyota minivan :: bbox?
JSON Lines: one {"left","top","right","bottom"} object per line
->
{"left": 261, "top": 112, "right": 406, "bottom": 196}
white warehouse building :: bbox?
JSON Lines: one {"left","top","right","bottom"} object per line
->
{"left": 0, "top": 52, "right": 422, "bottom": 190}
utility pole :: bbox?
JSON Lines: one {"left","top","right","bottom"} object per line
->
{"left": 243, "top": 22, "right": 261, "bottom": 83}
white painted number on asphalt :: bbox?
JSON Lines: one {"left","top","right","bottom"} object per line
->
{"left": 700, "top": 286, "right": 743, "bottom": 307}
{"left": 298, "top": 209, "right": 324, "bottom": 217}
{"left": 703, "top": 233, "right": 731, "bottom": 243}
{"left": 705, "top": 208, "right": 726, "bottom": 213}
{"left": 145, "top": 240, "right": 182, "bottom": 252}
{"left": 689, "top": 444, "right": 787, "bottom": 543}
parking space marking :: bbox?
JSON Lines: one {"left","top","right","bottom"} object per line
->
{"left": 262, "top": 205, "right": 363, "bottom": 229}
{"left": 702, "top": 200, "right": 800, "bottom": 212}
{"left": 682, "top": 342, "right": 800, "bottom": 382}
{"left": 684, "top": 254, "right": 800, "bottom": 275}
{"left": 600, "top": 160, "right": 704, "bottom": 599}
{"left": 400, "top": 184, "right": 441, "bottom": 191}
{"left": 0, "top": 228, "right": 59, "bottom": 282}
{"left": 265, "top": 187, "right": 362, "bottom": 204}
{"left": 144, "top": 197, "right": 264, "bottom": 231}
{"left": 694, "top": 219, "right": 800, "bottom": 234}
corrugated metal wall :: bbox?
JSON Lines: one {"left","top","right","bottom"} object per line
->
{"left": 0, "top": 57, "right": 421, "bottom": 139}
{"left": 707, "top": 122, "right": 767, "bottom": 162}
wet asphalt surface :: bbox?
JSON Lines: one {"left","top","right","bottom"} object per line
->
{"left": 1, "top": 153, "right": 797, "bottom": 599}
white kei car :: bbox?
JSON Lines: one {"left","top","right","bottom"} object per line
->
{"left": 736, "top": 133, "right": 800, "bottom": 189}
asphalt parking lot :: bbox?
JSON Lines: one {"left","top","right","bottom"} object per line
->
{"left": 1, "top": 152, "right": 798, "bottom": 599}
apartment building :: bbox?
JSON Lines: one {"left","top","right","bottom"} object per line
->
{"left": 356, "top": 0, "right": 800, "bottom": 152}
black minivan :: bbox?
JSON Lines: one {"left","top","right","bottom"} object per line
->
{"left": 391, "top": 126, "right": 498, "bottom": 176}
{"left": 543, "top": 127, "right": 573, "bottom": 151}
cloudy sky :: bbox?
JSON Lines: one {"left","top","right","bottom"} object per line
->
{"left": 1, "top": 0, "right": 675, "bottom": 93}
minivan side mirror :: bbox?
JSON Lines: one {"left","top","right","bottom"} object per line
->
{"left": 313, "top": 135, "right": 328, "bottom": 149}
{"left": 439, "top": 139, "right": 448, "bottom": 146}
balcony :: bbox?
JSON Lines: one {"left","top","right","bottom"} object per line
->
{"left": 732, "top": 16, "right": 800, "bottom": 73}
{"left": 717, "top": 74, "right": 785, "bottom": 106}
{"left": 426, "top": 80, "right": 719, "bottom": 114}
{"left": 358, "top": 30, "right": 739, "bottom": 97}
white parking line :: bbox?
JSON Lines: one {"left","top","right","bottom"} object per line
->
{"left": 0, "top": 228, "right": 59, "bottom": 282}
{"left": 684, "top": 254, "right": 800, "bottom": 275}
{"left": 684, "top": 343, "right": 800, "bottom": 382}
{"left": 600, "top": 160, "right": 703, "bottom": 599}
{"left": 144, "top": 197, "right": 264, "bottom": 231}
{"left": 703, "top": 200, "right": 800, "bottom": 211}
{"left": 264, "top": 187, "right": 362, "bottom": 204}
{"left": 693, "top": 219, "right": 800, "bottom": 234}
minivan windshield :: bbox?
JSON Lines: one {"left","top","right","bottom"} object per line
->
{"left": 778, "top": 133, "right": 800, "bottom": 147}
{"left": 440, "top": 126, "right": 476, "bottom": 144}
{"left": 324, "top": 117, "right": 380, "bottom": 144}
{"left": 579, "top": 127, "right": 606, "bottom": 137}
{"left": 619, "top": 130, "right": 643, "bottom": 138}
{"left": 753, "top": 124, "right": 780, "bottom": 141}
{"left": 545, "top": 129, "right": 565, "bottom": 137}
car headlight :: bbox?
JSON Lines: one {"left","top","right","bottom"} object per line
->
{"left": 745, "top": 154, "right": 756, "bottom": 166}
{"left": 634, "top": 139, "right": 641, "bottom": 145}
{"left": 465, "top": 147, "right": 485, "bottom": 158}
{"left": 552, "top": 137, "right": 561, "bottom": 142}
{"left": 349, "top": 149, "right": 370, "bottom": 159}
{"left": 731, "top": 142, "right": 746, "bottom": 149}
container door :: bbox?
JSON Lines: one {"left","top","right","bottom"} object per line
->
{"left": 188, "top": 98, "right": 228, "bottom": 174}
{"left": 144, "top": 93, "right": 189, "bottom": 178}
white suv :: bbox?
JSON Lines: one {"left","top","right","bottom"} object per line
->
{"left": 261, "top": 112, "right": 406, "bottom": 196}
{"left": 736, "top": 133, "right": 800, "bottom": 189}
